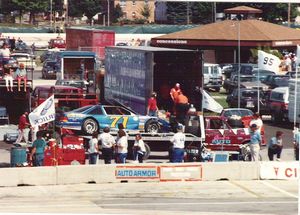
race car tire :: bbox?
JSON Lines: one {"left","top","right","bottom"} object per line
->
{"left": 143, "top": 143, "right": 151, "bottom": 160}
{"left": 145, "top": 120, "right": 160, "bottom": 134}
{"left": 82, "top": 118, "right": 99, "bottom": 135}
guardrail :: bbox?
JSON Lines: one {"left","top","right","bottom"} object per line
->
{"left": 0, "top": 161, "right": 297, "bottom": 187}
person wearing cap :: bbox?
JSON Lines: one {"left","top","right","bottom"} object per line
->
{"left": 15, "top": 63, "right": 27, "bottom": 92}
{"left": 170, "top": 124, "right": 186, "bottom": 163}
{"left": 268, "top": 131, "right": 283, "bottom": 161}
{"left": 249, "top": 124, "right": 261, "bottom": 161}
{"left": 147, "top": 92, "right": 158, "bottom": 117}
{"left": 98, "top": 127, "right": 115, "bottom": 164}
{"left": 249, "top": 112, "right": 263, "bottom": 134}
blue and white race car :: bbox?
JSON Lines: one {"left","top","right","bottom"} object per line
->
{"left": 59, "top": 105, "right": 171, "bottom": 134}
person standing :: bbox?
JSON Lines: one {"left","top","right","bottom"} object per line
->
{"left": 29, "top": 132, "right": 47, "bottom": 166}
{"left": 147, "top": 92, "right": 158, "bottom": 117}
{"left": 249, "top": 112, "right": 263, "bottom": 134}
{"left": 170, "top": 125, "right": 186, "bottom": 163}
{"left": 0, "top": 43, "right": 10, "bottom": 65}
{"left": 294, "top": 128, "right": 300, "bottom": 161}
{"left": 249, "top": 124, "right": 261, "bottom": 161}
{"left": 98, "top": 127, "right": 115, "bottom": 164}
{"left": 170, "top": 83, "right": 182, "bottom": 103}
{"left": 3, "top": 67, "right": 14, "bottom": 92}
{"left": 15, "top": 112, "right": 30, "bottom": 144}
{"left": 133, "top": 134, "right": 146, "bottom": 163}
{"left": 88, "top": 132, "right": 99, "bottom": 164}
{"left": 268, "top": 131, "right": 283, "bottom": 161}
{"left": 115, "top": 129, "right": 128, "bottom": 164}
{"left": 15, "top": 63, "right": 27, "bottom": 92}
{"left": 175, "top": 91, "right": 189, "bottom": 124}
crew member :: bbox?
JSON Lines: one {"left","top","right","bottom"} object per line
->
{"left": 170, "top": 83, "right": 181, "bottom": 103}
{"left": 294, "top": 128, "right": 300, "bottom": 161}
{"left": 249, "top": 124, "right": 261, "bottom": 161}
{"left": 170, "top": 124, "right": 186, "bottom": 163}
{"left": 249, "top": 112, "right": 264, "bottom": 134}
{"left": 147, "top": 92, "right": 158, "bottom": 117}
{"left": 15, "top": 112, "right": 30, "bottom": 144}
{"left": 175, "top": 91, "right": 189, "bottom": 124}
{"left": 29, "top": 131, "right": 47, "bottom": 166}
{"left": 268, "top": 131, "right": 283, "bottom": 161}
{"left": 88, "top": 132, "right": 99, "bottom": 164}
{"left": 115, "top": 129, "right": 128, "bottom": 164}
{"left": 133, "top": 134, "right": 146, "bottom": 163}
{"left": 98, "top": 127, "right": 115, "bottom": 164}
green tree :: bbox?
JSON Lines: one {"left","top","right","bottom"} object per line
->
{"left": 250, "top": 46, "right": 283, "bottom": 62}
{"left": 113, "top": 4, "right": 123, "bottom": 23}
{"left": 12, "top": 0, "right": 48, "bottom": 24}
{"left": 69, "top": 0, "right": 102, "bottom": 25}
{"left": 190, "top": 2, "right": 213, "bottom": 24}
{"left": 140, "top": 4, "right": 151, "bottom": 21}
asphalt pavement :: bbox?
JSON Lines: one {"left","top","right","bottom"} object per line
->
{"left": 0, "top": 180, "right": 297, "bottom": 214}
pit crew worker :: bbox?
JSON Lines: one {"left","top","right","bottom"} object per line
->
{"left": 250, "top": 112, "right": 264, "bottom": 134}
{"left": 116, "top": 129, "right": 128, "bottom": 164}
{"left": 15, "top": 111, "right": 30, "bottom": 144}
{"left": 268, "top": 131, "right": 283, "bottom": 161}
{"left": 175, "top": 91, "right": 189, "bottom": 124}
{"left": 88, "top": 132, "right": 99, "bottom": 165}
{"left": 147, "top": 92, "right": 158, "bottom": 117}
{"left": 170, "top": 124, "right": 186, "bottom": 163}
{"left": 29, "top": 131, "right": 47, "bottom": 166}
{"left": 294, "top": 128, "right": 300, "bottom": 161}
{"left": 249, "top": 124, "right": 261, "bottom": 161}
{"left": 133, "top": 134, "right": 146, "bottom": 163}
{"left": 98, "top": 127, "right": 115, "bottom": 164}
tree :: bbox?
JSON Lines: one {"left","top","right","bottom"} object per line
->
{"left": 190, "top": 2, "right": 214, "bottom": 24}
{"left": 12, "top": 0, "right": 48, "bottom": 24}
{"left": 113, "top": 4, "right": 123, "bottom": 23}
{"left": 140, "top": 4, "right": 151, "bottom": 21}
{"left": 69, "top": 0, "right": 102, "bottom": 25}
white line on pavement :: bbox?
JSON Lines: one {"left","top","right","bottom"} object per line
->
{"left": 261, "top": 181, "right": 298, "bottom": 199}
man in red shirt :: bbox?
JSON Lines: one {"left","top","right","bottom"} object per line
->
{"left": 147, "top": 92, "right": 158, "bottom": 117}
{"left": 15, "top": 112, "right": 30, "bottom": 144}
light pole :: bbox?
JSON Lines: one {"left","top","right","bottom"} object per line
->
{"left": 237, "top": 19, "right": 241, "bottom": 109}
{"left": 50, "top": 0, "right": 53, "bottom": 30}
{"left": 107, "top": 0, "right": 110, "bottom": 26}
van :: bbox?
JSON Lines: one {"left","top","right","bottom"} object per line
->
{"left": 203, "top": 63, "right": 223, "bottom": 92}
{"left": 268, "top": 87, "right": 289, "bottom": 122}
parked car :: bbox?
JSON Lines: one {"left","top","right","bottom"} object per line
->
{"left": 267, "top": 87, "right": 289, "bottom": 122}
{"left": 42, "top": 60, "right": 57, "bottom": 79}
{"left": 262, "top": 75, "right": 290, "bottom": 89}
{"left": 48, "top": 37, "right": 66, "bottom": 49}
{"left": 220, "top": 108, "right": 254, "bottom": 119}
{"left": 203, "top": 63, "right": 223, "bottom": 92}
{"left": 226, "top": 88, "right": 268, "bottom": 113}
{"left": 40, "top": 49, "right": 60, "bottom": 63}
{"left": 10, "top": 53, "right": 36, "bottom": 69}
{"left": 55, "top": 79, "right": 89, "bottom": 92}
{"left": 222, "top": 63, "right": 256, "bottom": 79}
{"left": 285, "top": 71, "right": 300, "bottom": 79}
{"left": 60, "top": 105, "right": 171, "bottom": 135}
{"left": 251, "top": 69, "right": 275, "bottom": 82}
{"left": 223, "top": 74, "right": 257, "bottom": 93}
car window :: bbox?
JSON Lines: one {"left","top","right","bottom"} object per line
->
{"left": 270, "top": 92, "right": 284, "bottom": 102}
{"left": 209, "top": 119, "right": 224, "bottom": 129}
{"left": 88, "top": 106, "right": 103, "bottom": 115}
{"left": 104, "top": 107, "right": 131, "bottom": 115}
{"left": 242, "top": 91, "right": 258, "bottom": 97}
{"left": 73, "top": 106, "right": 93, "bottom": 113}
{"left": 204, "top": 66, "right": 209, "bottom": 74}
{"left": 240, "top": 110, "right": 253, "bottom": 117}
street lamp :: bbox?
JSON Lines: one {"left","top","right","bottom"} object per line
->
{"left": 107, "top": 0, "right": 110, "bottom": 26}
{"left": 237, "top": 19, "right": 240, "bottom": 109}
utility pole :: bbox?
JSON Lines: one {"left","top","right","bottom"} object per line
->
{"left": 50, "top": 0, "right": 53, "bottom": 30}
{"left": 107, "top": 0, "right": 110, "bottom": 26}
{"left": 288, "top": 3, "right": 291, "bottom": 27}
{"left": 187, "top": 2, "right": 190, "bottom": 25}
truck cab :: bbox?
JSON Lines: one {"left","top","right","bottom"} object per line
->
{"left": 203, "top": 63, "right": 223, "bottom": 92}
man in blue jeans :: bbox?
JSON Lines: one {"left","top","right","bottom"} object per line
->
{"left": 30, "top": 132, "right": 47, "bottom": 166}
{"left": 170, "top": 125, "right": 186, "bottom": 163}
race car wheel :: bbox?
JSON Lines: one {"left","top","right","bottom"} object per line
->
{"left": 145, "top": 120, "right": 160, "bottom": 134}
{"left": 82, "top": 118, "right": 99, "bottom": 135}
{"left": 143, "top": 143, "right": 151, "bottom": 160}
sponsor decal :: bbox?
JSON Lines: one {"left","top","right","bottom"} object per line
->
{"left": 156, "top": 40, "right": 188, "bottom": 44}
{"left": 260, "top": 162, "right": 299, "bottom": 180}
{"left": 160, "top": 165, "right": 202, "bottom": 182}
{"left": 115, "top": 166, "right": 159, "bottom": 179}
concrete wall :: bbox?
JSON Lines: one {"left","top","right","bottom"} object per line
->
{"left": 0, "top": 162, "right": 296, "bottom": 187}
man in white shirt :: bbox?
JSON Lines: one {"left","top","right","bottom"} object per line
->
{"left": 0, "top": 43, "right": 10, "bottom": 65}
{"left": 133, "top": 134, "right": 146, "bottom": 163}
{"left": 250, "top": 112, "right": 263, "bottom": 134}
{"left": 170, "top": 124, "right": 186, "bottom": 163}
{"left": 98, "top": 127, "right": 115, "bottom": 164}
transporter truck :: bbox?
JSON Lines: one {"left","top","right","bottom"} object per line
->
{"left": 288, "top": 79, "right": 300, "bottom": 124}
{"left": 104, "top": 46, "right": 203, "bottom": 115}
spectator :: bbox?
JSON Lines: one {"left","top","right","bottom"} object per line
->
{"left": 0, "top": 43, "right": 10, "bottom": 65}
{"left": 98, "top": 127, "right": 115, "bottom": 164}
{"left": 15, "top": 112, "right": 30, "bottom": 144}
{"left": 29, "top": 131, "right": 47, "bottom": 166}
{"left": 294, "top": 128, "right": 300, "bottom": 161}
{"left": 133, "top": 134, "right": 146, "bottom": 163}
{"left": 3, "top": 66, "right": 14, "bottom": 92}
{"left": 268, "top": 131, "right": 283, "bottom": 161}
{"left": 88, "top": 132, "right": 99, "bottom": 164}
{"left": 175, "top": 91, "right": 189, "bottom": 124}
{"left": 147, "top": 92, "right": 158, "bottom": 117}
{"left": 170, "top": 124, "right": 186, "bottom": 163}
{"left": 115, "top": 129, "right": 128, "bottom": 164}
{"left": 249, "top": 124, "right": 261, "bottom": 161}
{"left": 15, "top": 63, "right": 27, "bottom": 92}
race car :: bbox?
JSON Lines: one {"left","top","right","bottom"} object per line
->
{"left": 59, "top": 105, "right": 171, "bottom": 135}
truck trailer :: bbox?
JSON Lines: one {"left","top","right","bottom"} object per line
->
{"left": 288, "top": 79, "right": 300, "bottom": 124}
{"left": 66, "top": 28, "right": 115, "bottom": 60}
{"left": 104, "top": 46, "right": 203, "bottom": 115}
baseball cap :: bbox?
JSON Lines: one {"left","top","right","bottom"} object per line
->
{"left": 250, "top": 124, "right": 257, "bottom": 128}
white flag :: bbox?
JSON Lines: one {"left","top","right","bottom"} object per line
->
{"left": 29, "top": 95, "right": 55, "bottom": 127}
{"left": 202, "top": 90, "right": 223, "bottom": 113}
{"left": 258, "top": 50, "right": 281, "bottom": 74}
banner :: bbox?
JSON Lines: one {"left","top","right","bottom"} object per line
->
{"left": 202, "top": 90, "right": 223, "bottom": 113}
{"left": 260, "top": 162, "right": 298, "bottom": 180}
{"left": 258, "top": 50, "right": 281, "bottom": 74}
{"left": 29, "top": 95, "right": 55, "bottom": 127}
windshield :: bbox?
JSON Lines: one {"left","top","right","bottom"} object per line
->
{"left": 223, "top": 109, "right": 253, "bottom": 117}
{"left": 72, "top": 106, "right": 93, "bottom": 113}
{"left": 274, "top": 76, "right": 289, "bottom": 86}
{"left": 240, "top": 76, "right": 256, "bottom": 82}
